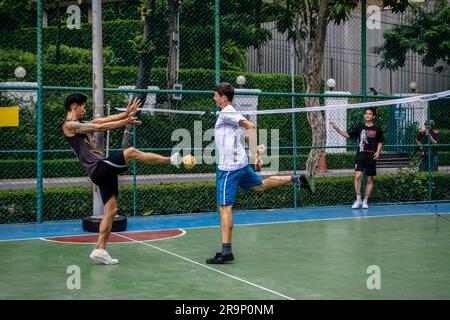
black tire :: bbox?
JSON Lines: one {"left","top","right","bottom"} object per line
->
{"left": 82, "top": 215, "right": 127, "bottom": 233}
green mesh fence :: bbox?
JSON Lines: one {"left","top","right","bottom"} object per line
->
{"left": 0, "top": 0, "right": 449, "bottom": 224}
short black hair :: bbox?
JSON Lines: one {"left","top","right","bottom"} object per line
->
{"left": 364, "top": 107, "right": 376, "bottom": 117}
{"left": 65, "top": 93, "right": 87, "bottom": 111}
{"left": 214, "top": 82, "right": 234, "bottom": 102}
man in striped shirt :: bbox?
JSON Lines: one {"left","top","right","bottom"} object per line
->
{"left": 207, "top": 82, "right": 315, "bottom": 264}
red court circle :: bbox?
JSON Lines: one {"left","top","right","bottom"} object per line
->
{"left": 43, "top": 229, "right": 185, "bottom": 244}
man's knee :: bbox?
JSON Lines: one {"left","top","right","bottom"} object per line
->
{"left": 355, "top": 172, "right": 363, "bottom": 180}
{"left": 124, "top": 147, "right": 140, "bottom": 160}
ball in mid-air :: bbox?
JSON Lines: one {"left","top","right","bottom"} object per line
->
{"left": 182, "top": 155, "right": 196, "bottom": 170}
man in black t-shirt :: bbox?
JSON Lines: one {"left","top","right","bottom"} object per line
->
{"left": 330, "top": 107, "right": 384, "bottom": 209}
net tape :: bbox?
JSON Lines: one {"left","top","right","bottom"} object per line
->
{"left": 116, "top": 90, "right": 450, "bottom": 116}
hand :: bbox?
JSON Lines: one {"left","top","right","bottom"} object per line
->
{"left": 126, "top": 113, "right": 142, "bottom": 126}
{"left": 373, "top": 151, "right": 380, "bottom": 160}
{"left": 257, "top": 144, "right": 265, "bottom": 154}
{"left": 254, "top": 156, "right": 263, "bottom": 171}
{"left": 125, "top": 98, "right": 141, "bottom": 117}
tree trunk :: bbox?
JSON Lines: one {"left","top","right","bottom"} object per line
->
{"left": 121, "top": 0, "right": 157, "bottom": 149}
{"left": 167, "top": 0, "right": 180, "bottom": 110}
{"left": 304, "top": 0, "right": 329, "bottom": 177}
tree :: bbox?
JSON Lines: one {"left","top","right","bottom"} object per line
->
{"left": 0, "top": 0, "right": 34, "bottom": 31}
{"left": 122, "top": 0, "right": 159, "bottom": 148}
{"left": 267, "top": 0, "right": 358, "bottom": 177}
{"left": 374, "top": 0, "right": 450, "bottom": 73}
{"left": 177, "top": 0, "right": 273, "bottom": 71}
{"left": 167, "top": 0, "right": 182, "bottom": 108}
{"left": 221, "top": 0, "right": 273, "bottom": 73}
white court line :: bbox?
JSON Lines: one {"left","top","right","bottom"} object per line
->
{"left": 0, "top": 211, "right": 448, "bottom": 243}
{"left": 113, "top": 232, "right": 295, "bottom": 300}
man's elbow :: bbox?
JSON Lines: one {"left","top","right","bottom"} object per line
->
{"left": 93, "top": 124, "right": 105, "bottom": 132}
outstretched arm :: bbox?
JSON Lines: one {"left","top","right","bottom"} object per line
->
{"left": 91, "top": 98, "right": 141, "bottom": 125}
{"left": 330, "top": 121, "right": 350, "bottom": 139}
{"left": 65, "top": 114, "right": 141, "bottom": 135}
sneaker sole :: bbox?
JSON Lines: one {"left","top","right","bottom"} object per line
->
{"left": 90, "top": 255, "right": 119, "bottom": 265}
{"left": 206, "top": 259, "right": 234, "bottom": 265}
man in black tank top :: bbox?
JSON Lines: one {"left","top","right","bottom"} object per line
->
{"left": 330, "top": 107, "right": 384, "bottom": 210}
{"left": 62, "top": 93, "right": 181, "bottom": 265}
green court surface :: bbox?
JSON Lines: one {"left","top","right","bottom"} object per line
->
{"left": 1, "top": 214, "right": 450, "bottom": 300}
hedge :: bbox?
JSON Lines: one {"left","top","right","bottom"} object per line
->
{"left": 1, "top": 172, "right": 449, "bottom": 224}
{"left": 2, "top": 150, "right": 450, "bottom": 179}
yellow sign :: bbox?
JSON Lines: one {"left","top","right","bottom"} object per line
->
{"left": 0, "top": 106, "right": 19, "bottom": 127}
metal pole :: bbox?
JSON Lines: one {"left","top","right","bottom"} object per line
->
{"left": 215, "top": 0, "right": 220, "bottom": 211}
{"left": 361, "top": 0, "right": 367, "bottom": 103}
{"left": 427, "top": 104, "right": 432, "bottom": 201}
{"left": 214, "top": 0, "right": 220, "bottom": 84}
{"left": 133, "top": 121, "right": 137, "bottom": 216}
{"left": 290, "top": 40, "right": 298, "bottom": 208}
{"left": 36, "top": 0, "right": 44, "bottom": 223}
{"left": 92, "top": 0, "right": 104, "bottom": 216}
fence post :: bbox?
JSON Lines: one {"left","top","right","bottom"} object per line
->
{"left": 36, "top": 0, "right": 44, "bottom": 223}
{"left": 290, "top": 41, "right": 298, "bottom": 208}
{"left": 215, "top": 0, "right": 220, "bottom": 212}
{"left": 361, "top": 0, "right": 368, "bottom": 200}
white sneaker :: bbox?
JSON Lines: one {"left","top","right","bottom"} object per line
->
{"left": 352, "top": 199, "right": 362, "bottom": 209}
{"left": 170, "top": 152, "right": 181, "bottom": 168}
{"left": 90, "top": 249, "right": 119, "bottom": 265}
{"left": 362, "top": 200, "right": 369, "bottom": 209}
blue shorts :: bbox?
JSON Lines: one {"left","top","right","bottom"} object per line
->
{"left": 217, "top": 165, "right": 263, "bottom": 206}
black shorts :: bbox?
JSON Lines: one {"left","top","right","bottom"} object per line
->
{"left": 90, "top": 151, "right": 128, "bottom": 205}
{"left": 355, "top": 154, "right": 377, "bottom": 176}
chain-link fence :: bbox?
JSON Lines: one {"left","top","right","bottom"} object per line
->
{"left": 1, "top": 0, "right": 449, "bottom": 224}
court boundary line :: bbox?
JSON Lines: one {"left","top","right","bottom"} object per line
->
{"left": 113, "top": 232, "right": 295, "bottom": 300}
{"left": 0, "top": 211, "right": 448, "bottom": 243}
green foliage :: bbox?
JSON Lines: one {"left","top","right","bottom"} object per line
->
{"left": 0, "top": 0, "right": 35, "bottom": 30}
{"left": 374, "top": 1, "right": 450, "bottom": 72}
{"left": 266, "top": 0, "right": 358, "bottom": 43}
{"left": 44, "top": 45, "right": 118, "bottom": 65}
{"left": 389, "top": 167, "right": 429, "bottom": 200}
{"left": 0, "top": 67, "right": 311, "bottom": 159}
{"left": 0, "top": 49, "right": 36, "bottom": 65}
{"left": 0, "top": 1, "right": 277, "bottom": 72}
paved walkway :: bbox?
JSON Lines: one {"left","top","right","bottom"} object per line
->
{"left": 1, "top": 166, "right": 449, "bottom": 190}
